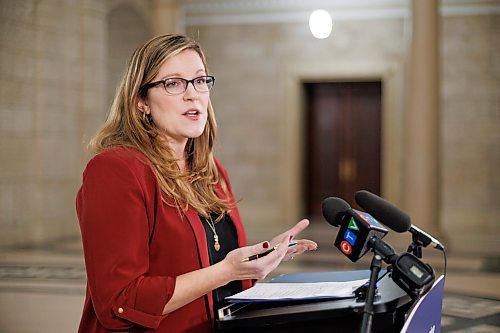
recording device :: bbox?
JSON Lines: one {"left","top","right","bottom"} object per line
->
{"left": 367, "top": 237, "right": 434, "bottom": 298}
{"left": 322, "top": 197, "right": 435, "bottom": 297}
{"left": 322, "top": 197, "right": 388, "bottom": 262}
{"left": 391, "top": 252, "right": 435, "bottom": 297}
{"left": 354, "top": 190, "right": 444, "bottom": 250}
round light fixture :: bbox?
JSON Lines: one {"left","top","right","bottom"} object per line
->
{"left": 309, "top": 9, "right": 333, "bottom": 39}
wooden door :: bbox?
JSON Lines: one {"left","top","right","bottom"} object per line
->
{"left": 304, "top": 81, "right": 382, "bottom": 217}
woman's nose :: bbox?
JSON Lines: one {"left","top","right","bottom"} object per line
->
{"left": 183, "top": 82, "right": 199, "bottom": 99}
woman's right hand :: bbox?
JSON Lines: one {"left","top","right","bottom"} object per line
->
{"left": 219, "top": 233, "right": 291, "bottom": 281}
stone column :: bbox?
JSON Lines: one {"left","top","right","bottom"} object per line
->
{"left": 151, "top": 0, "right": 185, "bottom": 35}
{"left": 403, "top": 0, "right": 441, "bottom": 236}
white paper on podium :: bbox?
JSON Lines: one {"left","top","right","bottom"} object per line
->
{"left": 226, "top": 278, "right": 368, "bottom": 302}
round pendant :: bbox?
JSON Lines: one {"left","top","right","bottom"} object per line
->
{"left": 214, "top": 242, "right": 221, "bottom": 251}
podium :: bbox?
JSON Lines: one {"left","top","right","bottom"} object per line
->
{"left": 400, "top": 275, "right": 445, "bottom": 333}
{"left": 216, "top": 270, "right": 413, "bottom": 333}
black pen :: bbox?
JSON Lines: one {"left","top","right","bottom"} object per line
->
{"left": 241, "top": 241, "right": 297, "bottom": 262}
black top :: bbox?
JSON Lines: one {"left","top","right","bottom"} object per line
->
{"left": 200, "top": 213, "right": 242, "bottom": 311}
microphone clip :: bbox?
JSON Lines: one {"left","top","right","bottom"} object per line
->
{"left": 407, "top": 233, "right": 424, "bottom": 258}
{"left": 355, "top": 280, "right": 378, "bottom": 301}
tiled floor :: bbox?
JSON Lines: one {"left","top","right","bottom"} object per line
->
{"left": 0, "top": 223, "right": 499, "bottom": 332}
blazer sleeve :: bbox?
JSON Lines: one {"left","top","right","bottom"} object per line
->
{"left": 76, "top": 152, "right": 173, "bottom": 330}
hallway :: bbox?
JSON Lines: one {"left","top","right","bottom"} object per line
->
{"left": 1, "top": 224, "right": 499, "bottom": 332}
{"left": 0, "top": 1, "right": 498, "bottom": 332}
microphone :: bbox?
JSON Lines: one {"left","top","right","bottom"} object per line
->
{"left": 322, "top": 197, "right": 435, "bottom": 296}
{"left": 354, "top": 190, "right": 444, "bottom": 250}
{"left": 322, "top": 197, "right": 388, "bottom": 262}
{"left": 321, "top": 197, "right": 351, "bottom": 227}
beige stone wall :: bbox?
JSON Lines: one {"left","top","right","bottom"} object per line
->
{"left": 440, "top": 14, "right": 500, "bottom": 251}
{"left": 0, "top": 0, "right": 103, "bottom": 246}
{"left": 0, "top": 0, "right": 498, "bottom": 254}
{"left": 188, "top": 12, "right": 500, "bottom": 252}
{"left": 0, "top": 0, "right": 145, "bottom": 246}
{"left": 188, "top": 17, "right": 408, "bottom": 236}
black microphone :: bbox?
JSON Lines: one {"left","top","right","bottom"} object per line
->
{"left": 321, "top": 197, "right": 351, "bottom": 227}
{"left": 322, "top": 197, "right": 388, "bottom": 262}
{"left": 322, "top": 197, "right": 435, "bottom": 296}
{"left": 355, "top": 190, "right": 444, "bottom": 250}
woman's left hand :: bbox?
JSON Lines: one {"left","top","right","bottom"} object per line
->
{"left": 269, "top": 219, "right": 318, "bottom": 262}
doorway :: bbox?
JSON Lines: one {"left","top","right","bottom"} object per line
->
{"left": 303, "top": 81, "right": 382, "bottom": 217}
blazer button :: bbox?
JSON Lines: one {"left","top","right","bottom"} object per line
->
{"left": 118, "top": 307, "right": 124, "bottom": 314}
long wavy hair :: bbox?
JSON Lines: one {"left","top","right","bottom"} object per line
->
{"left": 89, "top": 34, "right": 233, "bottom": 218}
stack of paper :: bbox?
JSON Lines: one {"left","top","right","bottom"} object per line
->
{"left": 227, "top": 279, "right": 368, "bottom": 303}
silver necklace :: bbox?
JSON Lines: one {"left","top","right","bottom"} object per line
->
{"left": 205, "top": 215, "right": 220, "bottom": 251}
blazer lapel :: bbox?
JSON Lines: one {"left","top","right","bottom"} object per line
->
{"left": 183, "top": 208, "right": 216, "bottom": 321}
{"left": 184, "top": 208, "right": 210, "bottom": 268}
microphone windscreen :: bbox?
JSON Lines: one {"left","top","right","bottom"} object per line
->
{"left": 354, "top": 190, "right": 411, "bottom": 233}
{"left": 322, "top": 197, "right": 350, "bottom": 227}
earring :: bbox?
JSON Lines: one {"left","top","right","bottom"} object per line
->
{"left": 141, "top": 111, "right": 152, "bottom": 125}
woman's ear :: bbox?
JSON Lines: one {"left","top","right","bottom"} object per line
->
{"left": 137, "top": 98, "right": 150, "bottom": 114}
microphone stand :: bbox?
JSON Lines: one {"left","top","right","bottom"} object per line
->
{"left": 407, "top": 234, "right": 423, "bottom": 258}
{"left": 360, "top": 253, "right": 382, "bottom": 333}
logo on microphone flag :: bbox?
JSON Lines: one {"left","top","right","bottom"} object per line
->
{"left": 348, "top": 218, "right": 359, "bottom": 231}
{"left": 340, "top": 240, "right": 352, "bottom": 254}
{"left": 344, "top": 229, "right": 358, "bottom": 246}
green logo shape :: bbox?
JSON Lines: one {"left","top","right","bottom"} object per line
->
{"left": 348, "top": 218, "right": 359, "bottom": 231}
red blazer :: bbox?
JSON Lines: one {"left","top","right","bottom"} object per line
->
{"left": 76, "top": 147, "right": 252, "bottom": 332}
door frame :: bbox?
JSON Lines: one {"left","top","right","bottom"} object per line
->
{"left": 279, "top": 60, "right": 405, "bottom": 223}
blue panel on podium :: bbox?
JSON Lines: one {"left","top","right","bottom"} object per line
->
{"left": 401, "top": 275, "right": 445, "bottom": 333}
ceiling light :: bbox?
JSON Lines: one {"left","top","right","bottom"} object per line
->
{"left": 309, "top": 9, "right": 333, "bottom": 39}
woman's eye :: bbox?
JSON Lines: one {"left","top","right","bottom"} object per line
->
{"left": 165, "top": 80, "right": 180, "bottom": 88}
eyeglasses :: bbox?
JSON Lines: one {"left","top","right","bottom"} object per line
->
{"left": 140, "top": 75, "right": 215, "bottom": 95}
